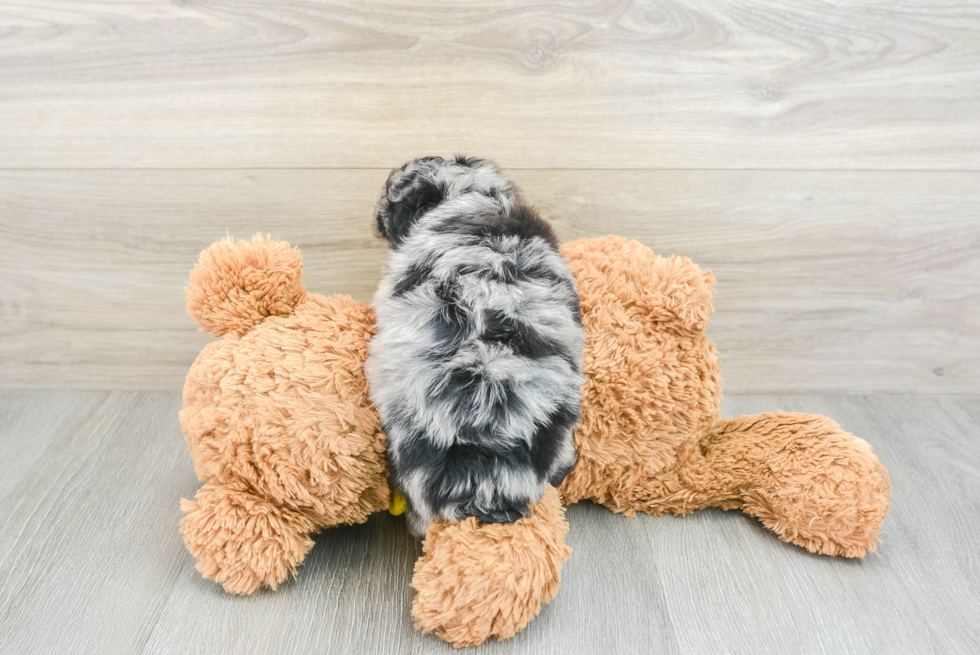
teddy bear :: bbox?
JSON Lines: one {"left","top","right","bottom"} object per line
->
{"left": 178, "top": 234, "right": 890, "bottom": 648}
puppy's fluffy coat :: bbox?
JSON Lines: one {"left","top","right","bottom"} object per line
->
{"left": 366, "top": 156, "right": 584, "bottom": 537}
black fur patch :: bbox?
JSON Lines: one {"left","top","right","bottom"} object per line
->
{"left": 482, "top": 308, "right": 567, "bottom": 360}
{"left": 530, "top": 404, "right": 580, "bottom": 485}
{"left": 376, "top": 167, "right": 446, "bottom": 248}
{"left": 454, "top": 154, "right": 485, "bottom": 167}
{"left": 392, "top": 260, "right": 434, "bottom": 297}
{"left": 567, "top": 294, "right": 583, "bottom": 326}
{"left": 427, "top": 441, "right": 534, "bottom": 524}
{"left": 431, "top": 203, "right": 559, "bottom": 250}
{"left": 430, "top": 279, "right": 470, "bottom": 351}
{"left": 427, "top": 364, "right": 528, "bottom": 430}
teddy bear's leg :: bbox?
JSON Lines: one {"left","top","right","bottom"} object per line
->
{"left": 410, "top": 485, "right": 571, "bottom": 648}
{"left": 681, "top": 412, "right": 891, "bottom": 557}
{"left": 180, "top": 481, "right": 318, "bottom": 595}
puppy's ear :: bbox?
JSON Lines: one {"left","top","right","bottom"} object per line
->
{"left": 376, "top": 163, "right": 445, "bottom": 248}
{"left": 453, "top": 154, "right": 484, "bottom": 167}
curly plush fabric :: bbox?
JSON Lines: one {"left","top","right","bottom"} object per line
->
{"left": 410, "top": 485, "right": 570, "bottom": 648}
{"left": 557, "top": 236, "right": 889, "bottom": 557}
{"left": 692, "top": 413, "right": 891, "bottom": 557}
{"left": 178, "top": 233, "right": 891, "bottom": 647}
{"left": 186, "top": 234, "right": 307, "bottom": 337}
{"left": 557, "top": 237, "right": 723, "bottom": 513}
{"left": 180, "top": 238, "right": 389, "bottom": 594}
{"left": 180, "top": 481, "right": 317, "bottom": 595}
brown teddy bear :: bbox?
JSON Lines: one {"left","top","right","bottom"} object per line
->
{"left": 179, "top": 234, "right": 890, "bottom": 648}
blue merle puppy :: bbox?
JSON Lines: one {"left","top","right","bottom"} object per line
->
{"left": 366, "top": 155, "right": 584, "bottom": 538}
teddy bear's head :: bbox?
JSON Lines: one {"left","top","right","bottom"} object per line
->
{"left": 180, "top": 235, "right": 389, "bottom": 526}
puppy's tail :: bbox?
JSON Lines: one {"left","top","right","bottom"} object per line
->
{"left": 186, "top": 234, "right": 307, "bottom": 337}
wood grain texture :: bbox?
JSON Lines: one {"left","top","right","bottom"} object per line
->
{"left": 0, "top": 391, "right": 978, "bottom": 654}
{"left": 1, "top": 169, "right": 977, "bottom": 392}
{"left": 0, "top": 392, "right": 193, "bottom": 654}
{"left": 0, "top": 1, "right": 979, "bottom": 169}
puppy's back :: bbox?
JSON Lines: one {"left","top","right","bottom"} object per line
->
{"left": 367, "top": 158, "right": 583, "bottom": 537}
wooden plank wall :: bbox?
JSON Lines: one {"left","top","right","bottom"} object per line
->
{"left": 1, "top": 1, "right": 978, "bottom": 391}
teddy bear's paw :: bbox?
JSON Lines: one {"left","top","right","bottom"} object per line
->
{"left": 180, "top": 481, "right": 317, "bottom": 595}
{"left": 409, "top": 485, "right": 571, "bottom": 647}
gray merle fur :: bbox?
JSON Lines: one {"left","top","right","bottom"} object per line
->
{"left": 366, "top": 155, "right": 584, "bottom": 537}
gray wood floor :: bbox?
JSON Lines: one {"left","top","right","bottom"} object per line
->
{"left": 1, "top": 391, "right": 977, "bottom": 654}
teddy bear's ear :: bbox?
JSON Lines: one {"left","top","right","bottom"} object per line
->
{"left": 655, "top": 258, "right": 715, "bottom": 334}
{"left": 561, "top": 236, "right": 715, "bottom": 335}
{"left": 186, "top": 234, "right": 307, "bottom": 337}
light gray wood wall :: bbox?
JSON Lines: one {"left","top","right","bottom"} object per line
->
{"left": 0, "top": 1, "right": 978, "bottom": 392}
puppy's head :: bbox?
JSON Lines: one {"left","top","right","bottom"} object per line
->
{"left": 375, "top": 155, "right": 515, "bottom": 248}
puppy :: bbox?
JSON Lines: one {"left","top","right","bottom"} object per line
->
{"left": 366, "top": 155, "right": 584, "bottom": 538}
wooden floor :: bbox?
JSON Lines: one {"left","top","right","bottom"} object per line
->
{"left": 0, "top": 391, "right": 977, "bottom": 654}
